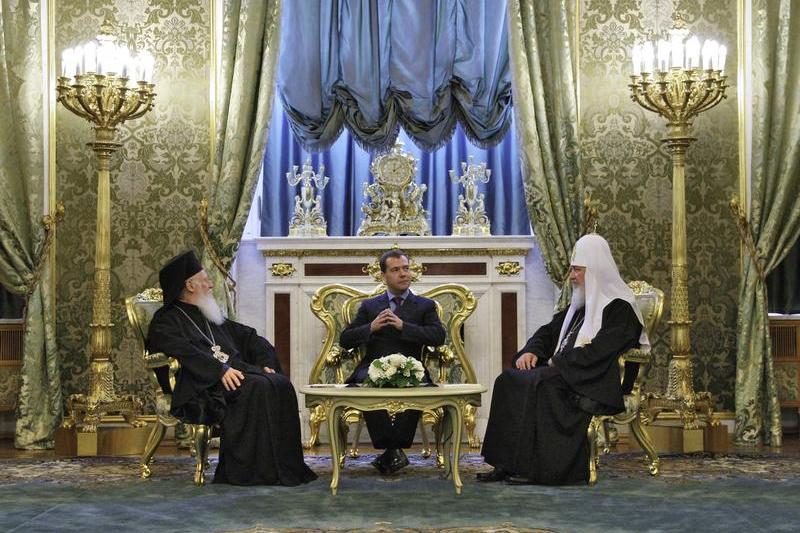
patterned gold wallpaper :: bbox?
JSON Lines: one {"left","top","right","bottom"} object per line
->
{"left": 579, "top": 0, "right": 740, "bottom": 409}
{"left": 55, "top": 0, "right": 211, "bottom": 409}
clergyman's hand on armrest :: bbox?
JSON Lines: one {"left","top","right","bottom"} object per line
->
{"left": 222, "top": 367, "right": 245, "bottom": 391}
{"left": 515, "top": 352, "right": 538, "bottom": 370}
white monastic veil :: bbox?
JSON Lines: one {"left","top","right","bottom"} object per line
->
{"left": 556, "top": 234, "right": 650, "bottom": 353}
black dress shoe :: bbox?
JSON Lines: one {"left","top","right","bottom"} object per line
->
{"left": 385, "top": 448, "right": 410, "bottom": 473}
{"left": 476, "top": 467, "right": 509, "bottom": 482}
{"left": 371, "top": 454, "right": 388, "bottom": 474}
{"left": 505, "top": 475, "right": 537, "bottom": 485}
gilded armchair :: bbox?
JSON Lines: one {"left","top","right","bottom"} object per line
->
{"left": 125, "top": 288, "right": 214, "bottom": 486}
{"left": 587, "top": 280, "right": 665, "bottom": 484}
{"left": 306, "top": 281, "right": 478, "bottom": 466}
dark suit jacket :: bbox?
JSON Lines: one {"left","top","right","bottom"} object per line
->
{"left": 339, "top": 291, "right": 446, "bottom": 383}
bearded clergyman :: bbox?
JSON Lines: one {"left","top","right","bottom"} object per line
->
{"left": 477, "top": 234, "right": 650, "bottom": 485}
{"left": 146, "top": 250, "right": 317, "bottom": 486}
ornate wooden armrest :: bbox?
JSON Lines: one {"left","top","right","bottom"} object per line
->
{"left": 621, "top": 348, "right": 650, "bottom": 364}
{"left": 144, "top": 351, "right": 170, "bottom": 369}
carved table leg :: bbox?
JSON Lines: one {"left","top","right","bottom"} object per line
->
{"left": 327, "top": 405, "right": 343, "bottom": 495}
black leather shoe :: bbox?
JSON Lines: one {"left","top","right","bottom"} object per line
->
{"left": 476, "top": 467, "right": 509, "bottom": 482}
{"left": 385, "top": 448, "right": 410, "bottom": 473}
{"left": 371, "top": 454, "right": 388, "bottom": 474}
{"left": 505, "top": 475, "right": 537, "bottom": 485}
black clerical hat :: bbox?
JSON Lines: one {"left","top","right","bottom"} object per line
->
{"left": 159, "top": 250, "right": 203, "bottom": 305}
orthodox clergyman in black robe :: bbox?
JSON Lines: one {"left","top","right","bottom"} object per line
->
{"left": 147, "top": 250, "right": 317, "bottom": 486}
{"left": 479, "top": 234, "right": 650, "bottom": 485}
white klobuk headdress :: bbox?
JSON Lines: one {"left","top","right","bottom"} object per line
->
{"left": 557, "top": 234, "right": 650, "bottom": 353}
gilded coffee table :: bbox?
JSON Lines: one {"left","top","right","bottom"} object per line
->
{"left": 300, "top": 383, "right": 486, "bottom": 495}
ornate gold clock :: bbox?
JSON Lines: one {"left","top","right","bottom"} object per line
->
{"left": 358, "top": 140, "right": 430, "bottom": 236}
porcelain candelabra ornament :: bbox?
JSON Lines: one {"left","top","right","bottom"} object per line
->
{"left": 57, "top": 20, "right": 156, "bottom": 433}
{"left": 450, "top": 156, "right": 491, "bottom": 236}
{"left": 286, "top": 157, "right": 329, "bottom": 237}
{"left": 629, "top": 15, "right": 727, "bottom": 430}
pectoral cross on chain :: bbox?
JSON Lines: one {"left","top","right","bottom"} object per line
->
{"left": 211, "top": 345, "right": 229, "bottom": 363}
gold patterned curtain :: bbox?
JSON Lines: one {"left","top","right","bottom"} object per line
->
{"left": 0, "top": 1, "right": 62, "bottom": 448}
{"left": 735, "top": 0, "right": 800, "bottom": 446}
{"left": 202, "top": 0, "right": 282, "bottom": 304}
{"left": 506, "top": 0, "right": 583, "bottom": 304}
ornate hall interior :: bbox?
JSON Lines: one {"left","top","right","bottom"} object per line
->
{"left": 1, "top": 0, "right": 799, "bottom": 532}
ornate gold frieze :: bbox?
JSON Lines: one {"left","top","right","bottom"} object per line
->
{"left": 270, "top": 263, "right": 296, "bottom": 277}
{"left": 262, "top": 247, "right": 531, "bottom": 258}
{"left": 495, "top": 261, "right": 522, "bottom": 276}
{"left": 363, "top": 258, "right": 425, "bottom": 283}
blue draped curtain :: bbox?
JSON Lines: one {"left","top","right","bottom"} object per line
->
{"left": 278, "top": 0, "right": 512, "bottom": 152}
{"left": 261, "top": 99, "right": 530, "bottom": 236}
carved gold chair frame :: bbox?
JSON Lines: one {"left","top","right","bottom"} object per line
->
{"left": 125, "top": 288, "right": 214, "bottom": 486}
{"left": 587, "top": 280, "right": 665, "bottom": 484}
{"left": 307, "top": 278, "right": 478, "bottom": 467}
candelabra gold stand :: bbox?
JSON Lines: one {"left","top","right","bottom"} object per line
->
{"left": 629, "top": 34, "right": 728, "bottom": 450}
{"left": 56, "top": 27, "right": 156, "bottom": 454}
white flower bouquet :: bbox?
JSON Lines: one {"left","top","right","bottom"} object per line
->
{"left": 365, "top": 353, "right": 426, "bottom": 388}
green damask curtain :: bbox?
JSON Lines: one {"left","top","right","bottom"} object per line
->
{"left": 506, "top": 0, "right": 582, "bottom": 304}
{"left": 766, "top": 238, "right": 800, "bottom": 314}
{"left": 0, "top": 1, "right": 62, "bottom": 448}
{"left": 203, "top": 0, "right": 282, "bottom": 304}
{"left": 735, "top": 0, "right": 800, "bottom": 446}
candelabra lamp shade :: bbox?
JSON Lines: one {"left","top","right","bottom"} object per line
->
{"left": 629, "top": 28, "right": 728, "bottom": 139}
{"left": 57, "top": 24, "right": 156, "bottom": 140}
{"left": 628, "top": 21, "right": 728, "bottom": 435}
{"left": 57, "top": 20, "right": 155, "bottom": 441}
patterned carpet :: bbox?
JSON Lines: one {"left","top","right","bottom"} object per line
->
{"left": 2, "top": 451, "right": 799, "bottom": 486}
{"left": 222, "top": 525, "right": 556, "bottom": 533}
{"left": 3, "top": 449, "right": 800, "bottom": 532}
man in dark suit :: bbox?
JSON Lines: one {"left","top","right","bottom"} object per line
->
{"left": 340, "top": 249, "right": 446, "bottom": 473}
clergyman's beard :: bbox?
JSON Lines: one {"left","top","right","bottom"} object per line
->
{"left": 196, "top": 291, "right": 225, "bottom": 325}
{"left": 570, "top": 285, "right": 586, "bottom": 308}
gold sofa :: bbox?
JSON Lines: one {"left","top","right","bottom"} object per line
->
{"left": 306, "top": 281, "right": 479, "bottom": 466}
{"left": 125, "top": 288, "right": 214, "bottom": 485}
{"left": 587, "top": 280, "right": 665, "bottom": 484}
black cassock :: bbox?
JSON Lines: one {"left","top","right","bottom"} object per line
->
{"left": 147, "top": 301, "right": 316, "bottom": 486}
{"left": 481, "top": 298, "right": 642, "bottom": 485}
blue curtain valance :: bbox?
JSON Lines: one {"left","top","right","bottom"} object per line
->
{"left": 278, "top": 0, "right": 512, "bottom": 153}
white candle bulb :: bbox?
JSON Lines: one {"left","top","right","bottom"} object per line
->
{"left": 632, "top": 43, "right": 642, "bottom": 75}
{"left": 83, "top": 41, "right": 97, "bottom": 74}
{"left": 657, "top": 40, "right": 670, "bottom": 72}
{"left": 685, "top": 36, "right": 700, "bottom": 69}
{"left": 670, "top": 35, "right": 684, "bottom": 69}
{"left": 642, "top": 42, "right": 655, "bottom": 73}
{"left": 717, "top": 45, "right": 727, "bottom": 73}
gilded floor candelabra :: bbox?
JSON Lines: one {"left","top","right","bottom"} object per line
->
{"left": 629, "top": 23, "right": 727, "bottom": 433}
{"left": 57, "top": 23, "right": 156, "bottom": 435}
